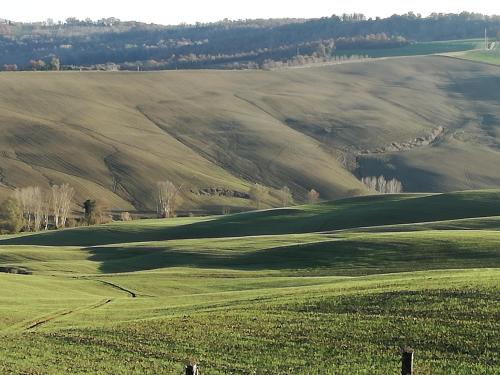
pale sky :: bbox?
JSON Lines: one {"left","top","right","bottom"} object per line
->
{"left": 3, "top": 0, "right": 499, "bottom": 25}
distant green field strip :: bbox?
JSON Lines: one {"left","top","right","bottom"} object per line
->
{"left": 336, "top": 39, "right": 483, "bottom": 58}
{"left": 336, "top": 215, "right": 500, "bottom": 233}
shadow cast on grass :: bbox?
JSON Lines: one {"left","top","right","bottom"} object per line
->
{"left": 86, "top": 238, "right": 500, "bottom": 275}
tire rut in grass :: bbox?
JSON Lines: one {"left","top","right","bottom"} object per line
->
{"left": 25, "top": 299, "right": 113, "bottom": 331}
{"left": 92, "top": 279, "right": 137, "bottom": 298}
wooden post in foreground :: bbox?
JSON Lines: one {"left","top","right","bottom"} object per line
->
{"left": 401, "top": 346, "right": 414, "bottom": 375}
{"left": 185, "top": 363, "right": 199, "bottom": 375}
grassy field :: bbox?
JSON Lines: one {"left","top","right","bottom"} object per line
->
{"left": 0, "top": 190, "right": 499, "bottom": 373}
{"left": 1, "top": 52, "right": 500, "bottom": 213}
{"left": 454, "top": 43, "right": 500, "bottom": 66}
{"left": 336, "top": 39, "right": 483, "bottom": 58}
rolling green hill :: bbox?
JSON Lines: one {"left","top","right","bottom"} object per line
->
{"left": 4, "top": 190, "right": 500, "bottom": 246}
{"left": 0, "top": 191, "right": 499, "bottom": 373}
{"left": 1, "top": 55, "right": 500, "bottom": 213}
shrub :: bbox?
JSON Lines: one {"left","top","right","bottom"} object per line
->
{"left": 0, "top": 197, "right": 23, "bottom": 234}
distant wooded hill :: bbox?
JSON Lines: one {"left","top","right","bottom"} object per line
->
{"left": 1, "top": 12, "right": 499, "bottom": 70}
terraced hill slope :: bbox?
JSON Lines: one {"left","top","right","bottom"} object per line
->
{"left": 1, "top": 56, "right": 499, "bottom": 211}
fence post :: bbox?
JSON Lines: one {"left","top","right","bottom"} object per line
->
{"left": 401, "top": 346, "right": 414, "bottom": 375}
{"left": 185, "top": 363, "right": 199, "bottom": 375}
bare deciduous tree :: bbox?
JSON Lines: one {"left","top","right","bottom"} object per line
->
{"left": 377, "top": 176, "right": 387, "bottom": 195}
{"left": 157, "top": 181, "right": 182, "bottom": 218}
{"left": 307, "top": 189, "right": 320, "bottom": 204}
{"left": 41, "top": 192, "right": 52, "bottom": 230}
{"left": 59, "top": 184, "right": 75, "bottom": 228}
{"left": 32, "top": 187, "right": 43, "bottom": 231}
{"left": 249, "top": 183, "right": 268, "bottom": 209}
{"left": 51, "top": 186, "right": 62, "bottom": 228}
{"left": 10, "top": 184, "right": 74, "bottom": 231}
{"left": 120, "top": 212, "right": 132, "bottom": 221}
{"left": 279, "top": 186, "right": 293, "bottom": 207}
{"left": 52, "top": 184, "right": 75, "bottom": 228}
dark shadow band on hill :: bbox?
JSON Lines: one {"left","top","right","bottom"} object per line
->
{"left": 2, "top": 191, "right": 500, "bottom": 247}
{"left": 85, "top": 236, "right": 500, "bottom": 275}
{"left": 356, "top": 157, "right": 445, "bottom": 193}
{"left": 442, "top": 75, "right": 500, "bottom": 102}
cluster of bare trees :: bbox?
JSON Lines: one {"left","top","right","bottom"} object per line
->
{"left": 13, "top": 186, "right": 44, "bottom": 232}
{"left": 155, "top": 179, "right": 272, "bottom": 217}
{"left": 3, "top": 175, "right": 403, "bottom": 232}
{"left": 250, "top": 184, "right": 318, "bottom": 209}
{"left": 29, "top": 56, "right": 61, "bottom": 71}
{"left": 361, "top": 176, "right": 403, "bottom": 194}
{"left": 261, "top": 54, "right": 370, "bottom": 70}
{"left": 1, "top": 174, "right": 405, "bottom": 233}
{"left": 12, "top": 184, "right": 75, "bottom": 232}
{"left": 154, "top": 180, "right": 299, "bottom": 215}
